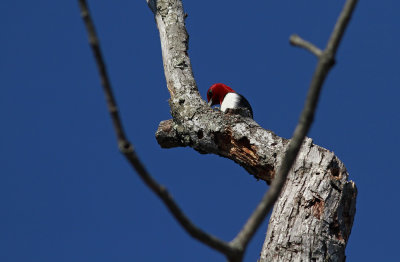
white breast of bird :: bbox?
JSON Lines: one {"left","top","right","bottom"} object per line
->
{"left": 221, "top": 92, "right": 240, "bottom": 112}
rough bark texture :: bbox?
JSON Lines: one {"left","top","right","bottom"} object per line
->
{"left": 259, "top": 138, "right": 357, "bottom": 262}
{"left": 151, "top": 0, "right": 283, "bottom": 183}
{"left": 157, "top": 118, "right": 284, "bottom": 183}
{"left": 149, "top": 0, "right": 357, "bottom": 260}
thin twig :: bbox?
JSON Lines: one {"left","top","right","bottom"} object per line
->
{"left": 231, "top": 0, "right": 358, "bottom": 250}
{"left": 77, "top": 0, "right": 235, "bottom": 257}
{"left": 326, "top": 0, "right": 359, "bottom": 55}
{"left": 290, "top": 34, "right": 323, "bottom": 57}
{"left": 123, "top": 151, "right": 235, "bottom": 256}
{"left": 78, "top": 0, "right": 128, "bottom": 147}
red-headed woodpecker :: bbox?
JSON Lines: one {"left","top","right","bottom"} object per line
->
{"left": 207, "top": 83, "right": 253, "bottom": 118}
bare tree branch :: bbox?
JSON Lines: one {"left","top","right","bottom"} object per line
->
{"left": 290, "top": 34, "right": 323, "bottom": 57}
{"left": 77, "top": 0, "right": 236, "bottom": 257}
{"left": 326, "top": 0, "right": 359, "bottom": 55}
{"left": 79, "top": 0, "right": 358, "bottom": 260}
{"left": 78, "top": 0, "right": 128, "bottom": 147}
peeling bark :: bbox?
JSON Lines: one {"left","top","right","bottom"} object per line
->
{"left": 156, "top": 116, "right": 283, "bottom": 183}
{"left": 151, "top": 0, "right": 285, "bottom": 183}
{"left": 259, "top": 139, "right": 357, "bottom": 261}
{"left": 148, "top": 0, "right": 357, "bottom": 260}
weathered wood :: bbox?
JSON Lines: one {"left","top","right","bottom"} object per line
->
{"left": 150, "top": 0, "right": 284, "bottom": 183}
{"left": 259, "top": 138, "right": 357, "bottom": 261}
{"left": 148, "top": 0, "right": 357, "bottom": 260}
{"left": 156, "top": 117, "right": 285, "bottom": 183}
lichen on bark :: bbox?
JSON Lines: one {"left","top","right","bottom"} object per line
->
{"left": 148, "top": 0, "right": 357, "bottom": 260}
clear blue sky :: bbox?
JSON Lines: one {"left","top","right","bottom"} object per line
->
{"left": 1, "top": 1, "right": 399, "bottom": 261}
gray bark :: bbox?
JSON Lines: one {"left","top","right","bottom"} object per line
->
{"left": 78, "top": 0, "right": 358, "bottom": 260}
{"left": 148, "top": 0, "right": 357, "bottom": 261}
{"left": 259, "top": 138, "right": 357, "bottom": 262}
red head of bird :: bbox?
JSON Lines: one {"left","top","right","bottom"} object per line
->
{"left": 206, "top": 83, "right": 253, "bottom": 118}
{"left": 207, "top": 83, "right": 235, "bottom": 106}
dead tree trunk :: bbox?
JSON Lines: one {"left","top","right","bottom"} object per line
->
{"left": 147, "top": 0, "right": 358, "bottom": 261}
{"left": 79, "top": 0, "right": 357, "bottom": 260}
{"left": 259, "top": 138, "right": 357, "bottom": 261}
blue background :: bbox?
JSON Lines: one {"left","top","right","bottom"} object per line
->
{"left": 1, "top": 1, "right": 399, "bottom": 261}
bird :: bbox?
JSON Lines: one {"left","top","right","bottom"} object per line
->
{"left": 206, "top": 83, "right": 253, "bottom": 118}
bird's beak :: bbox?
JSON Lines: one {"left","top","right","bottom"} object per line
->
{"left": 208, "top": 98, "right": 213, "bottom": 106}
